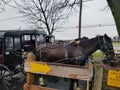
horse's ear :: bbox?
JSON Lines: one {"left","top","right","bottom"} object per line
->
{"left": 104, "top": 34, "right": 108, "bottom": 38}
{"left": 104, "top": 34, "right": 111, "bottom": 40}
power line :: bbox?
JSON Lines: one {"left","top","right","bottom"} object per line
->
{"left": 0, "top": 12, "right": 39, "bottom": 21}
{"left": 0, "top": 15, "right": 28, "bottom": 21}
{"left": 59, "top": 23, "right": 115, "bottom": 29}
{"left": 55, "top": 24, "right": 115, "bottom": 32}
{"left": 0, "top": 14, "right": 115, "bottom": 29}
{"left": 81, "top": 24, "right": 115, "bottom": 28}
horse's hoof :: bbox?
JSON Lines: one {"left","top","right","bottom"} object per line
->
{"left": 76, "top": 87, "right": 81, "bottom": 90}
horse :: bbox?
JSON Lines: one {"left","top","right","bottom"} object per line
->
{"left": 37, "top": 34, "right": 114, "bottom": 65}
{"left": 36, "top": 34, "right": 114, "bottom": 90}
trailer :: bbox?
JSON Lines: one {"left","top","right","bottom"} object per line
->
{"left": 23, "top": 53, "right": 103, "bottom": 90}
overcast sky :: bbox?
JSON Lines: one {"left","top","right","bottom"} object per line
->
{"left": 0, "top": 0, "right": 118, "bottom": 40}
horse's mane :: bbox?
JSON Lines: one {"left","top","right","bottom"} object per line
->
{"left": 75, "top": 37, "right": 89, "bottom": 41}
{"left": 69, "top": 37, "right": 89, "bottom": 45}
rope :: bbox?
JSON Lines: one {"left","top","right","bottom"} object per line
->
{"left": 55, "top": 58, "right": 75, "bottom": 63}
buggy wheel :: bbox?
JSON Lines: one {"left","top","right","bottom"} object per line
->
{"left": 0, "top": 64, "right": 13, "bottom": 90}
{"left": 20, "top": 63, "right": 26, "bottom": 76}
{"left": 17, "top": 64, "right": 26, "bottom": 76}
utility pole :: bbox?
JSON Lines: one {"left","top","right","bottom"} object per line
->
{"left": 78, "top": 0, "right": 82, "bottom": 38}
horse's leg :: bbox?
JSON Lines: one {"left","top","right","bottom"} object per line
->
{"left": 75, "top": 80, "right": 81, "bottom": 90}
{"left": 69, "top": 79, "right": 74, "bottom": 90}
{"left": 69, "top": 79, "right": 80, "bottom": 90}
{"left": 39, "top": 76, "right": 45, "bottom": 86}
{"left": 76, "top": 80, "right": 79, "bottom": 87}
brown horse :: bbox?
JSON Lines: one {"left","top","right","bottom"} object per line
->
{"left": 37, "top": 39, "right": 88, "bottom": 66}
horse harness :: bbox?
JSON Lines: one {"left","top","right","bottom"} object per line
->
{"left": 63, "top": 43, "right": 68, "bottom": 59}
{"left": 98, "top": 36, "right": 113, "bottom": 59}
{"left": 62, "top": 42, "right": 88, "bottom": 62}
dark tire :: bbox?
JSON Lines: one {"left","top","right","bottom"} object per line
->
{"left": 0, "top": 64, "right": 13, "bottom": 90}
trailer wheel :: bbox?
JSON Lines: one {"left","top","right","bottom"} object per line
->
{"left": 0, "top": 64, "right": 13, "bottom": 90}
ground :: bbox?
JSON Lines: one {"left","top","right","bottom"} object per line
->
{"left": 0, "top": 72, "right": 25, "bottom": 90}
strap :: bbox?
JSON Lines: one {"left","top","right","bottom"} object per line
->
{"left": 75, "top": 56, "right": 88, "bottom": 61}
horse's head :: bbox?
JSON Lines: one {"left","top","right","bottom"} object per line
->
{"left": 98, "top": 34, "right": 115, "bottom": 62}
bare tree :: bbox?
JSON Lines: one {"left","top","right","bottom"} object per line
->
{"left": 0, "top": 0, "right": 11, "bottom": 13}
{"left": 12, "top": 0, "right": 75, "bottom": 34}
{"left": 12, "top": 0, "right": 93, "bottom": 35}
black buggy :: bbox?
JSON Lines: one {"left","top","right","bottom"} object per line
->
{"left": 0, "top": 30, "right": 54, "bottom": 89}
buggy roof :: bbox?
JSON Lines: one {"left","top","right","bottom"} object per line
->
{"left": 0, "top": 30, "right": 46, "bottom": 38}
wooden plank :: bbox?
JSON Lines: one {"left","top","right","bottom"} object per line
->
{"left": 26, "top": 53, "right": 35, "bottom": 85}
{"left": 48, "top": 63, "right": 90, "bottom": 81}
{"left": 92, "top": 64, "right": 103, "bottom": 90}
{"left": 24, "top": 61, "right": 93, "bottom": 81}
{"left": 23, "top": 83, "right": 57, "bottom": 90}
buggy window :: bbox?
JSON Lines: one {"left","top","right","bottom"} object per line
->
{"left": 31, "top": 35, "right": 35, "bottom": 40}
{"left": 5, "top": 37, "right": 13, "bottom": 50}
{"left": 14, "top": 37, "right": 21, "bottom": 49}
{"left": 23, "top": 35, "right": 31, "bottom": 41}
{"left": 37, "top": 34, "right": 44, "bottom": 44}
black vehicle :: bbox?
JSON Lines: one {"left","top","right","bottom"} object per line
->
{"left": 0, "top": 30, "right": 54, "bottom": 89}
{"left": 45, "top": 35, "right": 55, "bottom": 43}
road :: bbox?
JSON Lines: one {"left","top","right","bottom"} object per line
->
{"left": 0, "top": 72, "right": 25, "bottom": 90}
{"left": 0, "top": 72, "right": 87, "bottom": 90}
